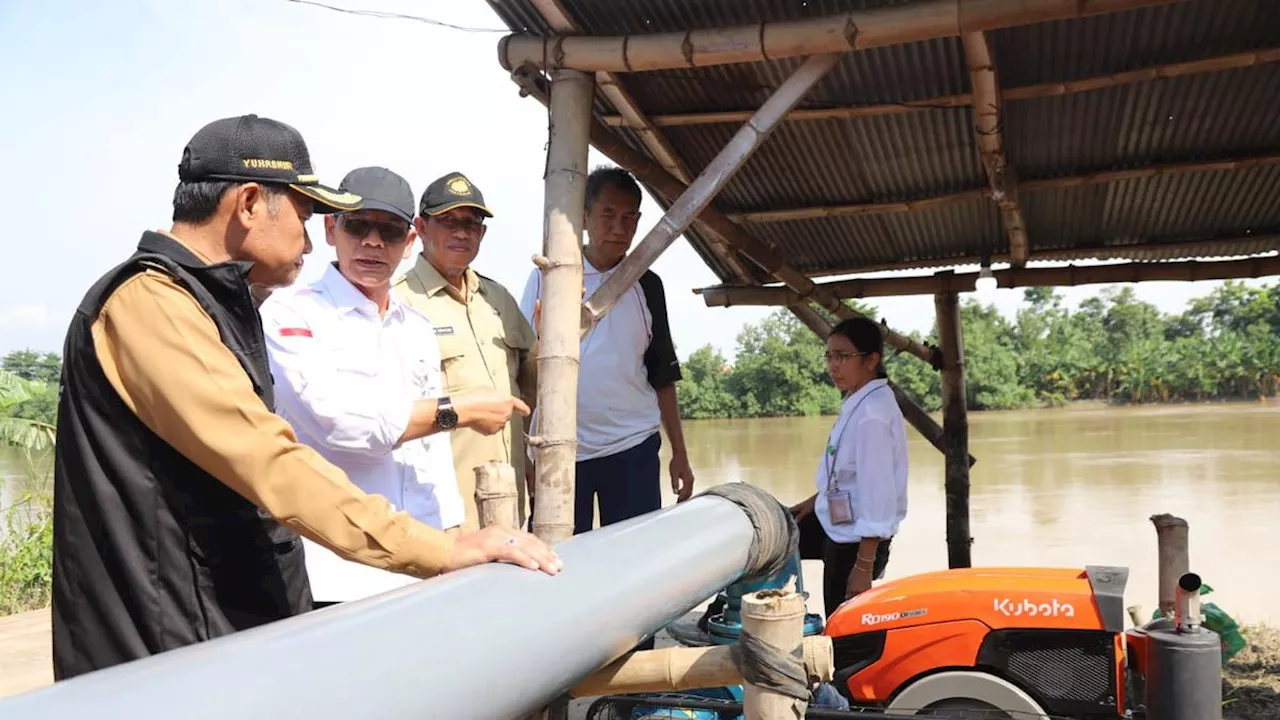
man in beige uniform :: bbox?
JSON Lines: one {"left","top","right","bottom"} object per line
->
{"left": 392, "top": 172, "right": 537, "bottom": 531}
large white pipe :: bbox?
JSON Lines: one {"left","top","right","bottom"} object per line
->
{"left": 0, "top": 489, "right": 784, "bottom": 720}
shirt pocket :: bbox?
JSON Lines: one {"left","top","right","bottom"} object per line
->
{"left": 435, "top": 336, "right": 473, "bottom": 394}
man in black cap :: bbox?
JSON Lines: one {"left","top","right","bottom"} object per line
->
{"left": 50, "top": 117, "right": 560, "bottom": 680}
{"left": 393, "top": 172, "right": 539, "bottom": 532}
{"left": 260, "top": 166, "right": 533, "bottom": 605}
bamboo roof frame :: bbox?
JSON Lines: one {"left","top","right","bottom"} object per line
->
{"left": 598, "top": 47, "right": 1280, "bottom": 129}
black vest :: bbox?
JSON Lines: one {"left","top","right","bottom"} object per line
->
{"left": 51, "top": 232, "right": 312, "bottom": 680}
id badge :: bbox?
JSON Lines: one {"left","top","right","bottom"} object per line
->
{"left": 827, "top": 489, "right": 854, "bottom": 526}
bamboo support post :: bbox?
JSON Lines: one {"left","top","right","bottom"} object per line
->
{"left": 698, "top": 255, "right": 1280, "bottom": 303}
{"left": 579, "top": 53, "right": 843, "bottom": 334}
{"left": 569, "top": 635, "right": 833, "bottom": 698}
{"left": 740, "top": 590, "right": 809, "bottom": 719}
{"left": 498, "top": 0, "right": 1183, "bottom": 74}
{"left": 531, "top": 67, "right": 592, "bottom": 548}
{"left": 508, "top": 65, "right": 941, "bottom": 368}
{"left": 474, "top": 461, "right": 519, "bottom": 531}
{"left": 1151, "top": 513, "right": 1190, "bottom": 617}
{"left": 601, "top": 47, "right": 1280, "bottom": 129}
{"left": 935, "top": 291, "right": 973, "bottom": 569}
{"left": 962, "top": 31, "right": 1029, "bottom": 267}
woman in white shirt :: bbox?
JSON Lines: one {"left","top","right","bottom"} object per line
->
{"left": 790, "top": 317, "right": 909, "bottom": 617}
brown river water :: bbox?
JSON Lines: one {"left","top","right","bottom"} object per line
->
{"left": 4, "top": 402, "right": 1277, "bottom": 625}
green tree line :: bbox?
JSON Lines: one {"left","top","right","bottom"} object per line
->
{"left": 676, "top": 281, "right": 1280, "bottom": 419}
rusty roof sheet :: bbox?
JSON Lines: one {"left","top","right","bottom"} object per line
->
{"left": 486, "top": 0, "right": 1280, "bottom": 284}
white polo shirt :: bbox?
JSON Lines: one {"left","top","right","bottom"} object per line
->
{"left": 814, "top": 378, "right": 909, "bottom": 544}
{"left": 260, "top": 263, "right": 462, "bottom": 601}
{"left": 520, "top": 258, "right": 676, "bottom": 461}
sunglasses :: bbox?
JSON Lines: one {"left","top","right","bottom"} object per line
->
{"left": 340, "top": 216, "right": 410, "bottom": 244}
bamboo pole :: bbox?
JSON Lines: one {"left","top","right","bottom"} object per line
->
{"left": 697, "top": 255, "right": 1280, "bottom": 303}
{"left": 474, "top": 461, "right": 519, "bottom": 531}
{"left": 532, "top": 67, "right": 592, "bottom": 548}
{"left": 1151, "top": 513, "right": 1190, "bottom": 617}
{"left": 962, "top": 31, "right": 1030, "bottom": 267}
{"left": 508, "top": 65, "right": 939, "bottom": 368}
{"left": 600, "top": 47, "right": 1280, "bottom": 129}
{"left": 498, "top": 0, "right": 1185, "bottom": 74}
{"left": 568, "top": 636, "right": 833, "bottom": 698}
{"left": 726, "top": 152, "right": 1280, "bottom": 224}
{"left": 935, "top": 290, "right": 973, "bottom": 569}
{"left": 801, "top": 234, "right": 1280, "bottom": 280}
{"left": 579, "top": 53, "right": 842, "bottom": 333}
{"left": 740, "top": 590, "right": 809, "bottom": 719}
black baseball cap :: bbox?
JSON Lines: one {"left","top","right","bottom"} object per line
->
{"left": 338, "top": 167, "right": 415, "bottom": 224}
{"left": 177, "top": 114, "right": 362, "bottom": 214}
{"left": 419, "top": 172, "right": 493, "bottom": 218}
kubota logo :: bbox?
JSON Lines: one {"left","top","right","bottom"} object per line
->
{"left": 860, "top": 608, "right": 927, "bottom": 626}
{"left": 993, "top": 597, "right": 1076, "bottom": 618}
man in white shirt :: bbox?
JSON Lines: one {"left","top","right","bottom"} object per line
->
{"left": 519, "top": 166, "right": 695, "bottom": 541}
{"left": 261, "top": 166, "right": 530, "bottom": 605}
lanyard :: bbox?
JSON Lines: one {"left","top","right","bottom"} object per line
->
{"left": 824, "top": 383, "right": 888, "bottom": 491}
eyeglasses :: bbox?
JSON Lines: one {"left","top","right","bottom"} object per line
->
{"left": 340, "top": 216, "right": 410, "bottom": 244}
{"left": 822, "top": 350, "right": 870, "bottom": 366}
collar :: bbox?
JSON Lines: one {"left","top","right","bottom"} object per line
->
{"left": 319, "top": 262, "right": 404, "bottom": 320}
{"left": 842, "top": 377, "right": 889, "bottom": 411}
{"left": 136, "top": 230, "right": 254, "bottom": 287}
{"left": 410, "top": 253, "right": 478, "bottom": 300}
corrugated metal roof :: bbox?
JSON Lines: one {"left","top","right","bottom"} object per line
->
{"left": 486, "top": 0, "right": 1280, "bottom": 285}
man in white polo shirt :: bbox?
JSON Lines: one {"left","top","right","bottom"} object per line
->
{"left": 520, "top": 166, "right": 695, "bottom": 544}
{"left": 261, "top": 166, "right": 530, "bottom": 605}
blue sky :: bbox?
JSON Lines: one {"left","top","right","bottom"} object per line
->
{"left": 0, "top": 0, "right": 1266, "bottom": 361}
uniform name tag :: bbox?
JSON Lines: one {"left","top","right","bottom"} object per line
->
{"left": 434, "top": 326, "right": 454, "bottom": 335}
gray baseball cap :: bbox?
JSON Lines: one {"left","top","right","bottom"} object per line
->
{"left": 337, "top": 166, "right": 415, "bottom": 224}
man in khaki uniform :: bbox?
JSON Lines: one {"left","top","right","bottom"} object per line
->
{"left": 392, "top": 172, "right": 537, "bottom": 531}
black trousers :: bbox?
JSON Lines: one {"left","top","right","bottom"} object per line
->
{"left": 797, "top": 512, "right": 892, "bottom": 618}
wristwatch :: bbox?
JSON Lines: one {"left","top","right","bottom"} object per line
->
{"left": 436, "top": 396, "right": 458, "bottom": 430}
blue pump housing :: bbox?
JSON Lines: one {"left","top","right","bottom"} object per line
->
{"left": 705, "top": 550, "right": 825, "bottom": 644}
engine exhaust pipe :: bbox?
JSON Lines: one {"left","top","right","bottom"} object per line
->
{"left": 1173, "top": 572, "right": 1201, "bottom": 633}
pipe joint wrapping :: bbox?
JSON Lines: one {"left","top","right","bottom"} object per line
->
{"left": 729, "top": 621, "right": 810, "bottom": 701}
{"left": 700, "top": 483, "right": 798, "bottom": 584}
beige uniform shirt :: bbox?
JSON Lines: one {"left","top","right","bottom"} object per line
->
{"left": 92, "top": 259, "right": 456, "bottom": 580}
{"left": 392, "top": 255, "right": 537, "bottom": 531}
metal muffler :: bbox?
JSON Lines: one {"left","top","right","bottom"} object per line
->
{"left": 1127, "top": 572, "right": 1223, "bottom": 720}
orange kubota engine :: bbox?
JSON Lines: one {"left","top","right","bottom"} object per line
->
{"left": 823, "top": 565, "right": 1133, "bottom": 719}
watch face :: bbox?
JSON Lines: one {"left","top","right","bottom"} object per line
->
{"left": 438, "top": 407, "right": 459, "bottom": 430}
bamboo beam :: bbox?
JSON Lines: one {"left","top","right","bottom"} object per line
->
{"left": 499, "top": 0, "right": 1187, "bottom": 73}
{"left": 474, "top": 461, "right": 519, "bottom": 531}
{"left": 579, "top": 53, "right": 844, "bottom": 333}
{"left": 600, "top": 47, "right": 1280, "bottom": 128}
{"left": 529, "top": 0, "right": 696, "bottom": 186}
{"left": 935, "top": 290, "right": 972, "bottom": 569}
{"left": 697, "top": 255, "right": 1280, "bottom": 303}
{"left": 963, "top": 31, "right": 1030, "bottom": 266}
{"left": 531, "top": 68, "right": 592, "bottom": 547}
{"left": 568, "top": 636, "right": 833, "bottom": 698}
{"left": 805, "top": 234, "right": 1280, "bottom": 279}
{"left": 726, "top": 152, "right": 1280, "bottom": 224}
{"left": 509, "top": 65, "right": 940, "bottom": 368}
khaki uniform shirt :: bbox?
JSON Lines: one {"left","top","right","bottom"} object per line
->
{"left": 92, "top": 242, "right": 456, "bottom": 580}
{"left": 392, "top": 255, "right": 537, "bottom": 531}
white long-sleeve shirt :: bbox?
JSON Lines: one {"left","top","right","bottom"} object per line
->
{"left": 259, "top": 263, "right": 462, "bottom": 601}
{"left": 814, "top": 378, "right": 909, "bottom": 544}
